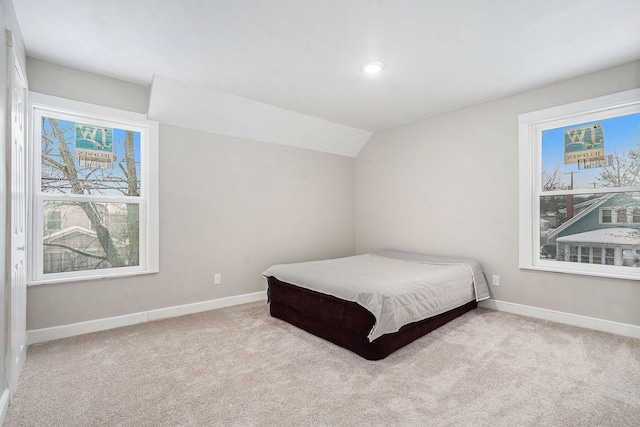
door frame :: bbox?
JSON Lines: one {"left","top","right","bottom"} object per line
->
{"left": 5, "top": 29, "right": 28, "bottom": 400}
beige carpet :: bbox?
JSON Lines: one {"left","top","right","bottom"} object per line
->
{"left": 4, "top": 302, "right": 640, "bottom": 426}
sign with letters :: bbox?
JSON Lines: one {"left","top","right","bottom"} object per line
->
{"left": 75, "top": 123, "right": 114, "bottom": 168}
{"left": 577, "top": 155, "right": 614, "bottom": 170}
{"left": 563, "top": 124, "right": 604, "bottom": 165}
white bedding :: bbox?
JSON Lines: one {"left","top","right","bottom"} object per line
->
{"left": 262, "top": 253, "right": 484, "bottom": 342}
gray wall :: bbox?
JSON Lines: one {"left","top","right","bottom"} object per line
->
{"left": 26, "top": 58, "right": 149, "bottom": 114}
{"left": 21, "top": 55, "right": 640, "bottom": 331}
{"left": 355, "top": 60, "right": 640, "bottom": 326}
{"left": 26, "top": 60, "right": 355, "bottom": 329}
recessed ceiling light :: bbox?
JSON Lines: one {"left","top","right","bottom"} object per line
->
{"left": 361, "top": 61, "right": 385, "bottom": 74}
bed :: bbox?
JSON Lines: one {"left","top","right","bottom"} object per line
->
{"left": 262, "top": 250, "right": 490, "bottom": 360}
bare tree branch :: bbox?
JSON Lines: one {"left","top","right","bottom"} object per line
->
{"left": 43, "top": 242, "right": 108, "bottom": 261}
{"left": 42, "top": 154, "right": 66, "bottom": 171}
{"left": 597, "top": 147, "right": 640, "bottom": 187}
{"left": 542, "top": 165, "right": 566, "bottom": 191}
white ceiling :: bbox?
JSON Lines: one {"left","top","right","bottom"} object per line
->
{"left": 12, "top": 0, "right": 640, "bottom": 133}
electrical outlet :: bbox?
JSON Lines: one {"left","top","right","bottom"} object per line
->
{"left": 492, "top": 275, "right": 500, "bottom": 286}
{"left": 214, "top": 274, "right": 221, "bottom": 285}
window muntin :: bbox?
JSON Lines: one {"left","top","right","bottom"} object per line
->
{"left": 519, "top": 89, "right": 640, "bottom": 279}
{"left": 30, "top": 93, "right": 158, "bottom": 284}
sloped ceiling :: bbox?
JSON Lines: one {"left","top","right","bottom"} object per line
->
{"left": 13, "top": 0, "right": 640, "bottom": 156}
{"left": 148, "top": 75, "right": 372, "bottom": 157}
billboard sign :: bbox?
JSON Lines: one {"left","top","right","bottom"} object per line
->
{"left": 564, "top": 124, "right": 604, "bottom": 165}
{"left": 75, "top": 123, "right": 114, "bottom": 168}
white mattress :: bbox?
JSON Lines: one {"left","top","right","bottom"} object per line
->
{"left": 262, "top": 253, "right": 477, "bottom": 342}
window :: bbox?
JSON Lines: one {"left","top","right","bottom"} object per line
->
{"left": 605, "top": 248, "right": 615, "bottom": 265}
{"left": 519, "top": 88, "right": 640, "bottom": 280}
{"left": 580, "top": 246, "right": 590, "bottom": 264}
{"left": 29, "top": 93, "right": 159, "bottom": 284}
{"left": 45, "top": 210, "right": 62, "bottom": 231}
{"left": 617, "top": 209, "right": 628, "bottom": 223}
{"left": 569, "top": 246, "right": 578, "bottom": 262}
{"left": 592, "top": 247, "right": 602, "bottom": 264}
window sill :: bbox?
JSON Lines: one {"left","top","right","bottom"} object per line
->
{"left": 28, "top": 268, "right": 159, "bottom": 286}
{"left": 520, "top": 263, "right": 640, "bottom": 281}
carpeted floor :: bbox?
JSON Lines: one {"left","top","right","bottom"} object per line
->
{"left": 4, "top": 302, "right": 640, "bottom": 426}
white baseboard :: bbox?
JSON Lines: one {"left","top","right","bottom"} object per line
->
{"left": 28, "top": 291, "right": 267, "bottom": 345}
{"left": 0, "top": 388, "right": 9, "bottom": 426}
{"left": 478, "top": 299, "right": 640, "bottom": 339}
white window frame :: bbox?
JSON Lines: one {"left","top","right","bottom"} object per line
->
{"left": 519, "top": 88, "right": 640, "bottom": 280}
{"left": 599, "top": 208, "right": 613, "bottom": 224}
{"left": 28, "top": 93, "right": 159, "bottom": 285}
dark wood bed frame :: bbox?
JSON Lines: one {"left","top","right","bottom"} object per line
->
{"left": 267, "top": 276, "right": 477, "bottom": 360}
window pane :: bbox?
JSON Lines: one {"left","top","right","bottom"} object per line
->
{"left": 580, "top": 247, "right": 590, "bottom": 263}
{"left": 46, "top": 210, "right": 62, "bottom": 230}
{"left": 617, "top": 209, "right": 627, "bottom": 223}
{"left": 43, "top": 201, "right": 140, "bottom": 274}
{"left": 541, "top": 113, "right": 640, "bottom": 191}
{"left": 41, "top": 117, "right": 141, "bottom": 196}
{"left": 569, "top": 246, "right": 578, "bottom": 262}
{"left": 539, "top": 191, "right": 640, "bottom": 266}
{"left": 605, "top": 248, "right": 615, "bottom": 265}
{"left": 592, "top": 247, "right": 602, "bottom": 264}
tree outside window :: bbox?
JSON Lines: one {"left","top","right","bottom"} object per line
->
{"left": 40, "top": 117, "right": 141, "bottom": 273}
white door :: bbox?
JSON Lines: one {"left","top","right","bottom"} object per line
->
{"left": 8, "top": 35, "right": 28, "bottom": 399}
